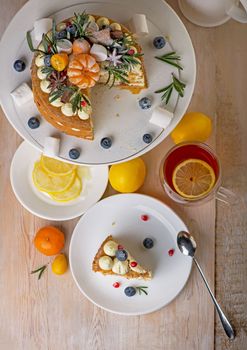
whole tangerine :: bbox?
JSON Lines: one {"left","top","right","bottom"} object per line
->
{"left": 34, "top": 226, "right": 65, "bottom": 256}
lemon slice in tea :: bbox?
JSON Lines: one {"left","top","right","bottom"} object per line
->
{"left": 33, "top": 162, "right": 76, "bottom": 193}
{"left": 172, "top": 159, "right": 216, "bottom": 199}
{"left": 41, "top": 155, "right": 76, "bottom": 176}
{"left": 50, "top": 177, "right": 82, "bottom": 202}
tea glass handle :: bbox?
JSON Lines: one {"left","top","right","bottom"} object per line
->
{"left": 216, "top": 186, "right": 239, "bottom": 205}
{"left": 226, "top": 0, "right": 247, "bottom": 23}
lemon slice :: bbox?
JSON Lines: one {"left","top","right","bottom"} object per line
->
{"left": 50, "top": 176, "right": 82, "bottom": 202}
{"left": 172, "top": 159, "right": 216, "bottom": 199}
{"left": 41, "top": 155, "right": 76, "bottom": 176}
{"left": 33, "top": 161, "right": 76, "bottom": 193}
{"left": 77, "top": 166, "right": 91, "bottom": 181}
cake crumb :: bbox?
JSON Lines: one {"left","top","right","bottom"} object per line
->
{"left": 114, "top": 94, "right": 120, "bottom": 101}
{"left": 115, "top": 113, "right": 120, "bottom": 117}
{"left": 112, "top": 221, "right": 116, "bottom": 226}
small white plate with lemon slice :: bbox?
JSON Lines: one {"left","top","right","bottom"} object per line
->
{"left": 10, "top": 141, "right": 109, "bottom": 221}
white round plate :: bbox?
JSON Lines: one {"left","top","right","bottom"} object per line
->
{"left": 10, "top": 141, "right": 108, "bottom": 221}
{"left": 69, "top": 194, "right": 192, "bottom": 315}
{"left": 0, "top": 0, "right": 196, "bottom": 165}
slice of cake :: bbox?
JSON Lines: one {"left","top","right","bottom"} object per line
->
{"left": 92, "top": 235, "right": 152, "bottom": 280}
{"left": 28, "top": 12, "right": 148, "bottom": 140}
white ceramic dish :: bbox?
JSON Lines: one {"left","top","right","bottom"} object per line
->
{"left": 0, "top": 0, "right": 196, "bottom": 165}
{"left": 69, "top": 193, "right": 192, "bottom": 315}
{"left": 10, "top": 141, "right": 109, "bottom": 221}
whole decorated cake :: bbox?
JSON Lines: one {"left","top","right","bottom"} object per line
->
{"left": 29, "top": 12, "right": 147, "bottom": 140}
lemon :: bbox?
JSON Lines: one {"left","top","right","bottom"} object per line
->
{"left": 171, "top": 112, "right": 212, "bottom": 144}
{"left": 33, "top": 161, "right": 76, "bottom": 193}
{"left": 109, "top": 158, "right": 146, "bottom": 193}
{"left": 50, "top": 176, "right": 82, "bottom": 202}
{"left": 172, "top": 159, "right": 216, "bottom": 199}
{"left": 51, "top": 254, "right": 68, "bottom": 275}
{"left": 41, "top": 155, "right": 76, "bottom": 176}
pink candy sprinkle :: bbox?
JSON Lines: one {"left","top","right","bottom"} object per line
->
{"left": 113, "top": 282, "right": 120, "bottom": 288}
{"left": 168, "top": 249, "right": 175, "bottom": 256}
{"left": 141, "top": 215, "right": 149, "bottom": 221}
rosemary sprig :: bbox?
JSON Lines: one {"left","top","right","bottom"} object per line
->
{"left": 72, "top": 11, "right": 89, "bottom": 38}
{"left": 41, "top": 66, "right": 55, "bottom": 78}
{"left": 70, "top": 91, "right": 91, "bottom": 113}
{"left": 155, "top": 51, "right": 183, "bottom": 70}
{"left": 31, "top": 264, "right": 47, "bottom": 280}
{"left": 26, "top": 31, "right": 46, "bottom": 54}
{"left": 136, "top": 286, "right": 148, "bottom": 295}
{"left": 42, "top": 33, "right": 57, "bottom": 54}
{"left": 105, "top": 65, "right": 129, "bottom": 88}
{"left": 155, "top": 73, "right": 186, "bottom": 104}
{"left": 52, "top": 19, "right": 57, "bottom": 43}
{"left": 121, "top": 53, "right": 142, "bottom": 67}
{"left": 49, "top": 85, "right": 76, "bottom": 103}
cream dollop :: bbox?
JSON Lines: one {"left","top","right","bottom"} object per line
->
{"left": 112, "top": 258, "right": 129, "bottom": 275}
{"left": 103, "top": 240, "right": 118, "bottom": 256}
{"left": 49, "top": 96, "right": 64, "bottom": 107}
{"left": 78, "top": 109, "right": 90, "bottom": 120}
{"left": 61, "top": 103, "right": 76, "bottom": 117}
{"left": 99, "top": 256, "right": 113, "bottom": 270}
{"left": 37, "top": 66, "right": 47, "bottom": 80}
{"left": 35, "top": 55, "right": 45, "bottom": 67}
{"left": 40, "top": 80, "right": 51, "bottom": 93}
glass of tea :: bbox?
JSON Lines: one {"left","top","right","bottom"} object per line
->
{"left": 160, "top": 142, "right": 237, "bottom": 205}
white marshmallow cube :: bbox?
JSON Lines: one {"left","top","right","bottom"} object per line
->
{"left": 11, "top": 83, "right": 33, "bottom": 107}
{"left": 149, "top": 107, "right": 173, "bottom": 129}
{"left": 128, "top": 14, "right": 149, "bottom": 37}
{"left": 34, "top": 18, "right": 53, "bottom": 42}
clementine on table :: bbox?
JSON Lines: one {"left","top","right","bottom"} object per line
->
{"left": 34, "top": 226, "right": 65, "bottom": 256}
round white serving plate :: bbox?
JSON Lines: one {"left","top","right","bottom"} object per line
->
{"left": 10, "top": 141, "right": 108, "bottom": 221}
{"left": 0, "top": 0, "right": 196, "bottom": 165}
{"left": 69, "top": 193, "right": 192, "bottom": 315}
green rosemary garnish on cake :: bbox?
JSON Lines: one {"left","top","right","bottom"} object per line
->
{"left": 31, "top": 264, "right": 47, "bottom": 280}
{"left": 155, "top": 73, "right": 186, "bottom": 104}
{"left": 155, "top": 51, "right": 183, "bottom": 70}
{"left": 121, "top": 53, "right": 143, "bottom": 67}
{"left": 41, "top": 66, "right": 55, "bottom": 78}
{"left": 72, "top": 11, "right": 90, "bottom": 38}
{"left": 70, "top": 90, "right": 91, "bottom": 113}
{"left": 26, "top": 31, "right": 46, "bottom": 54}
{"left": 105, "top": 65, "right": 129, "bottom": 88}
{"left": 136, "top": 286, "right": 148, "bottom": 295}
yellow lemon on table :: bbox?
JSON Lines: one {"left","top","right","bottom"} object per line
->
{"left": 51, "top": 254, "right": 68, "bottom": 275}
{"left": 171, "top": 112, "right": 212, "bottom": 144}
{"left": 109, "top": 157, "right": 146, "bottom": 193}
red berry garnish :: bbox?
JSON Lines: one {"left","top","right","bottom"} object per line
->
{"left": 48, "top": 45, "right": 51, "bottom": 53}
{"left": 113, "top": 282, "right": 120, "bottom": 288}
{"left": 141, "top": 215, "right": 149, "bottom": 221}
{"left": 81, "top": 100, "right": 87, "bottom": 107}
{"left": 118, "top": 245, "right": 124, "bottom": 250}
{"left": 66, "top": 21, "right": 71, "bottom": 26}
{"left": 130, "top": 261, "right": 137, "bottom": 267}
{"left": 128, "top": 49, "right": 135, "bottom": 55}
{"left": 168, "top": 249, "right": 175, "bottom": 256}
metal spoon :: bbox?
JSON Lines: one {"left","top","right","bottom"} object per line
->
{"left": 177, "top": 231, "right": 235, "bottom": 340}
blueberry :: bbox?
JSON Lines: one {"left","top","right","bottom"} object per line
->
{"left": 124, "top": 286, "right": 136, "bottom": 297}
{"left": 55, "top": 30, "right": 67, "bottom": 39}
{"left": 100, "top": 137, "right": 112, "bottom": 149}
{"left": 143, "top": 133, "right": 153, "bottom": 144}
{"left": 13, "top": 59, "right": 26, "bottom": 72}
{"left": 28, "top": 117, "right": 40, "bottom": 129}
{"left": 153, "top": 36, "right": 166, "bottom": 49}
{"left": 69, "top": 148, "right": 80, "bottom": 159}
{"left": 139, "top": 97, "right": 152, "bottom": 110}
{"left": 143, "top": 238, "right": 154, "bottom": 249}
{"left": 44, "top": 55, "right": 51, "bottom": 67}
{"left": 116, "top": 249, "right": 128, "bottom": 261}
{"left": 66, "top": 24, "right": 77, "bottom": 36}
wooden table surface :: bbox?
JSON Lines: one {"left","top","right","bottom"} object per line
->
{"left": 0, "top": 1, "right": 246, "bottom": 349}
